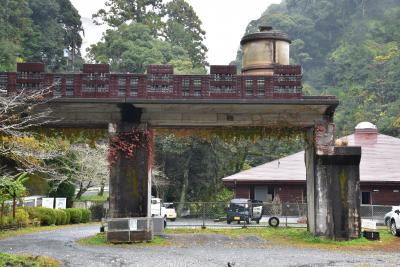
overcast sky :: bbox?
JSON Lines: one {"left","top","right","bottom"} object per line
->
{"left": 70, "top": 0, "right": 281, "bottom": 65}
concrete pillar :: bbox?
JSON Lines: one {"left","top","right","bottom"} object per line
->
{"left": 107, "top": 104, "right": 153, "bottom": 243}
{"left": 306, "top": 121, "right": 361, "bottom": 240}
{"left": 108, "top": 122, "right": 152, "bottom": 218}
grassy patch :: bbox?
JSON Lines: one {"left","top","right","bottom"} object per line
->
{"left": 165, "top": 227, "right": 396, "bottom": 250}
{"left": 0, "top": 253, "right": 61, "bottom": 267}
{"left": 0, "top": 223, "right": 99, "bottom": 241}
{"left": 77, "top": 233, "right": 169, "bottom": 247}
{"left": 78, "top": 194, "right": 108, "bottom": 202}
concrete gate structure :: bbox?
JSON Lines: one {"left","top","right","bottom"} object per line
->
{"left": 1, "top": 26, "right": 361, "bottom": 241}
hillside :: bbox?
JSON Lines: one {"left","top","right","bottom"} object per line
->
{"left": 237, "top": 0, "right": 400, "bottom": 137}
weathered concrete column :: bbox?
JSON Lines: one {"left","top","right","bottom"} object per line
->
{"left": 107, "top": 104, "right": 153, "bottom": 243}
{"left": 306, "top": 121, "right": 361, "bottom": 240}
{"left": 108, "top": 123, "right": 152, "bottom": 218}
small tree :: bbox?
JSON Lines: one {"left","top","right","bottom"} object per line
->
{"left": 0, "top": 173, "right": 27, "bottom": 221}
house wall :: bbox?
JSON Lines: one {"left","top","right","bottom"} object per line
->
{"left": 232, "top": 182, "right": 400, "bottom": 205}
{"left": 360, "top": 185, "right": 400, "bottom": 205}
{"left": 234, "top": 183, "right": 305, "bottom": 203}
{"left": 235, "top": 184, "right": 250, "bottom": 199}
{"left": 275, "top": 184, "right": 305, "bottom": 203}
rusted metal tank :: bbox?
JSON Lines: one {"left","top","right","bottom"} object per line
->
{"left": 241, "top": 26, "right": 291, "bottom": 75}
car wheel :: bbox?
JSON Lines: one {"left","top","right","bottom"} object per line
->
{"left": 170, "top": 218, "right": 176, "bottom": 222}
{"left": 268, "top": 217, "right": 280, "bottom": 227}
{"left": 390, "top": 220, "right": 400, "bottom": 236}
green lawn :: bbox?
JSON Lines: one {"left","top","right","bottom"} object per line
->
{"left": 165, "top": 227, "right": 396, "bottom": 249}
{"left": 78, "top": 194, "right": 108, "bottom": 202}
{"left": 77, "top": 233, "right": 169, "bottom": 247}
{"left": 0, "top": 253, "right": 61, "bottom": 267}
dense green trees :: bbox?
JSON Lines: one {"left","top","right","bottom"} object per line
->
{"left": 87, "top": 23, "right": 192, "bottom": 73}
{"left": 155, "top": 134, "right": 303, "bottom": 203}
{"left": 92, "top": 0, "right": 164, "bottom": 30}
{"left": 0, "top": 0, "right": 83, "bottom": 72}
{"left": 163, "top": 0, "right": 208, "bottom": 68}
{"left": 89, "top": 0, "right": 207, "bottom": 73}
{"left": 238, "top": 0, "right": 400, "bottom": 137}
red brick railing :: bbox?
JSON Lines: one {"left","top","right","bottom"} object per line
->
{"left": 1, "top": 64, "right": 304, "bottom": 100}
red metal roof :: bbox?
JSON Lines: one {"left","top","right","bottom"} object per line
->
{"left": 222, "top": 129, "right": 400, "bottom": 184}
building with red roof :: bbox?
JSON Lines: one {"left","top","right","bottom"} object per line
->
{"left": 222, "top": 122, "right": 400, "bottom": 205}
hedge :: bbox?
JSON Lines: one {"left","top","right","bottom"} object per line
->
{"left": 66, "top": 208, "right": 82, "bottom": 224}
{"left": 65, "top": 209, "right": 71, "bottom": 224}
{"left": 23, "top": 207, "right": 91, "bottom": 226}
{"left": 54, "top": 209, "right": 67, "bottom": 225}
{"left": 26, "top": 207, "right": 56, "bottom": 226}
{"left": 81, "top": 209, "right": 91, "bottom": 223}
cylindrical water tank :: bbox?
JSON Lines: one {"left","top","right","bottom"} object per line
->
{"left": 241, "top": 26, "right": 291, "bottom": 75}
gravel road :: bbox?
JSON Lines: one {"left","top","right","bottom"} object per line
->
{"left": 0, "top": 224, "right": 398, "bottom": 267}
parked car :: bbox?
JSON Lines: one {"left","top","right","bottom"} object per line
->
{"left": 151, "top": 197, "right": 166, "bottom": 218}
{"left": 385, "top": 206, "right": 400, "bottom": 236}
{"left": 226, "top": 198, "right": 263, "bottom": 224}
{"left": 163, "top": 203, "right": 177, "bottom": 221}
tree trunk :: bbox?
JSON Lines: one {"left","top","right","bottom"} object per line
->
{"left": 98, "top": 181, "right": 105, "bottom": 196}
{"left": 12, "top": 194, "right": 16, "bottom": 220}
{"left": 75, "top": 182, "right": 91, "bottom": 200}
{"left": 0, "top": 202, "right": 4, "bottom": 228}
{"left": 177, "top": 152, "right": 192, "bottom": 216}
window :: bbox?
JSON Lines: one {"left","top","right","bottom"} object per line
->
{"left": 53, "top": 76, "right": 62, "bottom": 96}
{"left": 130, "top": 78, "right": 138, "bottom": 96}
{"left": 257, "top": 79, "right": 265, "bottom": 87}
{"left": 118, "top": 78, "right": 126, "bottom": 96}
{"left": 98, "top": 84, "right": 109, "bottom": 93}
{"left": 245, "top": 79, "right": 253, "bottom": 88}
{"left": 361, "top": 192, "right": 371, "bottom": 204}
{"left": 65, "top": 77, "right": 74, "bottom": 96}
{"left": 182, "top": 79, "right": 190, "bottom": 96}
{"left": 182, "top": 79, "right": 190, "bottom": 88}
{"left": 193, "top": 79, "right": 201, "bottom": 88}
{"left": 0, "top": 74, "right": 8, "bottom": 89}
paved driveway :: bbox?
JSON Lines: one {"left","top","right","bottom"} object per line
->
{"left": 0, "top": 225, "right": 398, "bottom": 267}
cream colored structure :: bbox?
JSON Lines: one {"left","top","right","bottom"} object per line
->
{"left": 241, "top": 26, "right": 291, "bottom": 75}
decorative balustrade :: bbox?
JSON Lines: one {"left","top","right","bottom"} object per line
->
{"left": 1, "top": 63, "right": 305, "bottom": 100}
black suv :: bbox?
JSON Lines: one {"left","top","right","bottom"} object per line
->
{"left": 227, "top": 198, "right": 263, "bottom": 224}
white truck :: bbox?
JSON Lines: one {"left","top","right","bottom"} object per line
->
{"left": 151, "top": 198, "right": 166, "bottom": 218}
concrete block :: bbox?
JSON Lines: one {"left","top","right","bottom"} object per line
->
{"left": 106, "top": 217, "right": 153, "bottom": 243}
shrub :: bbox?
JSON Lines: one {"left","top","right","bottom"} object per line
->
{"left": 66, "top": 208, "right": 82, "bottom": 224}
{"left": 64, "top": 209, "right": 71, "bottom": 224}
{"left": 27, "top": 207, "right": 56, "bottom": 226}
{"left": 90, "top": 203, "right": 105, "bottom": 221}
{"left": 0, "top": 216, "right": 12, "bottom": 226}
{"left": 54, "top": 209, "right": 67, "bottom": 225}
{"left": 15, "top": 208, "right": 30, "bottom": 226}
{"left": 80, "top": 209, "right": 91, "bottom": 223}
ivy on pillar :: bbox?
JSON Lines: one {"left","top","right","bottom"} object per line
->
{"left": 108, "top": 124, "right": 153, "bottom": 218}
{"left": 106, "top": 104, "right": 154, "bottom": 243}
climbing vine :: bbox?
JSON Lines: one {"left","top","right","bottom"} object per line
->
{"left": 108, "top": 128, "right": 153, "bottom": 166}
{"left": 155, "top": 126, "right": 305, "bottom": 143}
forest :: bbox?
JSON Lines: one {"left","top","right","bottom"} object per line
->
{"left": 0, "top": 0, "right": 399, "bottom": 205}
{"left": 237, "top": 0, "right": 400, "bottom": 137}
